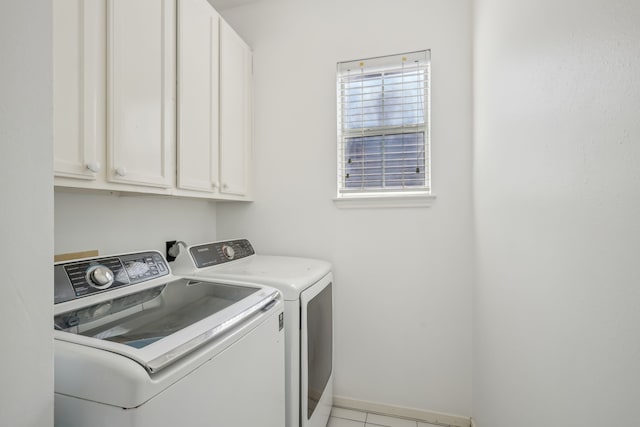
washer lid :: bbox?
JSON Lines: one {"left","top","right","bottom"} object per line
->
{"left": 55, "top": 277, "right": 279, "bottom": 373}
{"left": 188, "top": 255, "right": 332, "bottom": 300}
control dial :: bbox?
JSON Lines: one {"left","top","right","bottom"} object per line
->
{"left": 221, "top": 244, "right": 236, "bottom": 260}
{"left": 86, "top": 265, "right": 115, "bottom": 290}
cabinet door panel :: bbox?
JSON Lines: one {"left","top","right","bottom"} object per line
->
{"left": 220, "top": 21, "right": 251, "bottom": 197}
{"left": 107, "top": 0, "right": 175, "bottom": 188}
{"left": 177, "top": 0, "right": 219, "bottom": 193}
{"left": 53, "top": 0, "right": 104, "bottom": 179}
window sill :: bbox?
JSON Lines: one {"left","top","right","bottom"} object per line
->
{"left": 332, "top": 193, "right": 436, "bottom": 209}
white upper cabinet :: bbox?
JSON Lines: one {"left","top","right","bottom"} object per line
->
{"left": 107, "top": 0, "right": 176, "bottom": 188}
{"left": 53, "top": 0, "right": 252, "bottom": 200}
{"left": 176, "top": 0, "right": 220, "bottom": 194}
{"left": 53, "top": 0, "right": 104, "bottom": 180}
{"left": 220, "top": 20, "right": 252, "bottom": 197}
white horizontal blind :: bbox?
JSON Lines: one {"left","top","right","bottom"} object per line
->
{"left": 337, "top": 50, "right": 430, "bottom": 195}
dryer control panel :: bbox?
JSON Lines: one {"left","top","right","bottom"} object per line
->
{"left": 55, "top": 251, "right": 169, "bottom": 304}
{"left": 189, "top": 239, "right": 255, "bottom": 268}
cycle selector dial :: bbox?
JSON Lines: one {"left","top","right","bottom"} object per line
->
{"left": 86, "top": 265, "right": 115, "bottom": 289}
{"left": 221, "top": 245, "right": 236, "bottom": 260}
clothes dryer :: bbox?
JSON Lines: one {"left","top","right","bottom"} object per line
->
{"left": 172, "top": 239, "right": 333, "bottom": 427}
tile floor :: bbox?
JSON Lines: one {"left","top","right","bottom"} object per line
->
{"left": 328, "top": 407, "right": 449, "bottom": 427}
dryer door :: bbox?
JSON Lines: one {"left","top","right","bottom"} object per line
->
{"left": 300, "top": 273, "right": 333, "bottom": 427}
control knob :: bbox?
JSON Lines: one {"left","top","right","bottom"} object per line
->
{"left": 221, "top": 244, "right": 235, "bottom": 260}
{"left": 87, "top": 265, "right": 115, "bottom": 289}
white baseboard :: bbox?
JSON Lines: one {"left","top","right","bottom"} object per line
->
{"left": 333, "top": 395, "right": 471, "bottom": 427}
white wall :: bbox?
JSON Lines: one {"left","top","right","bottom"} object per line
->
{"left": 55, "top": 191, "right": 218, "bottom": 256}
{"left": 473, "top": 0, "right": 640, "bottom": 425}
{"left": 0, "top": 1, "right": 54, "bottom": 426}
{"left": 217, "top": 0, "right": 473, "bottom": 417}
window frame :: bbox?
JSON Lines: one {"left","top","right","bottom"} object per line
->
{"left": 335, "top": 50, "right": 433, "bottom": 208}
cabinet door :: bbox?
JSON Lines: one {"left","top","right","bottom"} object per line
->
{"left": 176, "top": 0, "right": 220, "bottom": 193}
{"left": 107, "top": 0, "right": 176, "bottom": 188}
{"left": 220, "top": 21, "right": 252, "bottom": 197}
{"left": 53, "top": 0, "right": 104, "bottom": 180}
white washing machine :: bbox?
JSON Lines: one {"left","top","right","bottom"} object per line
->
{"left": 171, "top": 239, "right": 333, "bottom": 427}
{"left": 54, "top": 250, "right": 285, "bottom": 427}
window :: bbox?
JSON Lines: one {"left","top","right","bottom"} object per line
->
{"left": 336, "top": 50, "right": 431, "bottom": 204}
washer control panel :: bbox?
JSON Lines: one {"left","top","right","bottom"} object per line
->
{"left": 55, "top": 251, "right": 169, "bottom": 304}
{"left": 189, "top": 239, "right": 255, "bottom": 268}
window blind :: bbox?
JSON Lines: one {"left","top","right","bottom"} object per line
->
{"left": 337, "top": 50, "right": 430, "bottom": 195}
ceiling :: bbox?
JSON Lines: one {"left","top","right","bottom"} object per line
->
{"left": 208, "top": 0, "right": 263, "bottom": 11}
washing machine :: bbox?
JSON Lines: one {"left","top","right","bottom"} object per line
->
{"left": 171, "top": 239, "right": 333, "bottom": 427}
{"left": 54, "top": 250, "right": 285, "bottom": 427}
